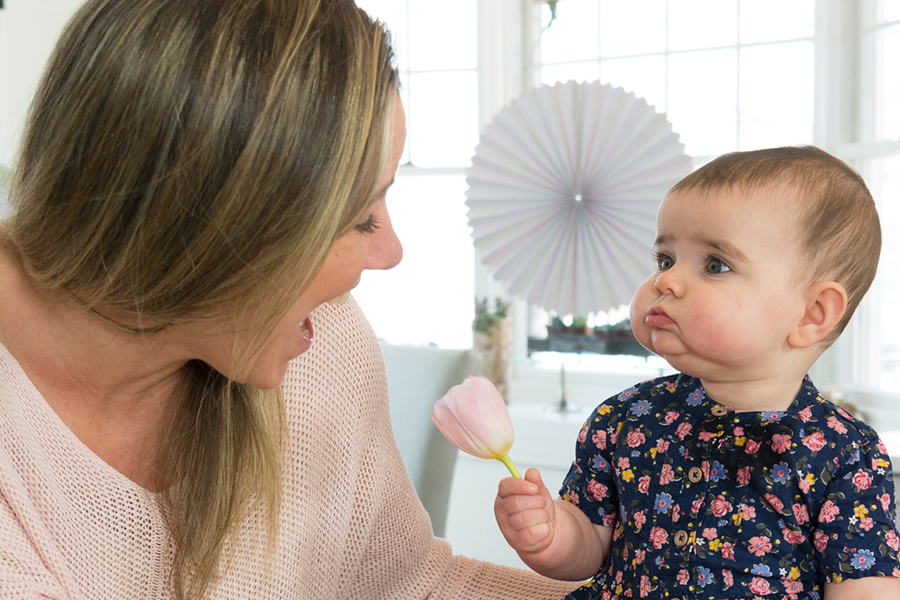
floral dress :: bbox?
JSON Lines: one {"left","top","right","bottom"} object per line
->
{"left": 560, "top": 374, "right": 900, "bottom": 600}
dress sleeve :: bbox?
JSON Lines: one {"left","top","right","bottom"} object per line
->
{"left": 559, "top": 394, "right": 625, "bottom": 528}
{"left": 812, "top": 434, "right": 900, "bottom": 581}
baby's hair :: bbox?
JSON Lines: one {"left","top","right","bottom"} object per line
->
{"left": 669, "top": 146, "right": 881, "bottom": 342}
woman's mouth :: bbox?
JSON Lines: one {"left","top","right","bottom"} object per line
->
{"left": 645, "top": 306, "right": 675, "bottom": 327}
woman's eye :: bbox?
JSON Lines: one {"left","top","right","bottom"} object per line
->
{"left": 706, "top": 257, "right": 731, "bottom": 274}
{"left": 354, "top": 214, "right": 380, "bottom": 234}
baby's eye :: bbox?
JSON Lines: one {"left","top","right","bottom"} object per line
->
{"left": 705, "top": 257, "right": 731, "bottom": 274}
{"left": 654, "top": 252, "right": 674, "bottom": 271}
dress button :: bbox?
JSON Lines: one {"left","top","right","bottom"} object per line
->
{"left": 688, "top": 466, "right": 703, "bottom": 483}
{"left": 710, "top": 405, "right": 728, "bottom": 417}
{"left": 674, "top": 530, "right": 689, "bottom": 547}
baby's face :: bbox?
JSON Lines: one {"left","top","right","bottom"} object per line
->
{"left": 629, "top": 188, "right": 808, "bottom": 382}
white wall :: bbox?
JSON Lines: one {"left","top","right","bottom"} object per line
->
{"left": 0, "top": 0, "right": 85, "bottom": 168}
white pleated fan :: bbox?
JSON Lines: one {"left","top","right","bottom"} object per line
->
{"left": 465, "top": 80, "right": 692, "bottom": 317}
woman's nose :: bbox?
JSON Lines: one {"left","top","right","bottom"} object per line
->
{"left": 366, "top": 209, "right": 402, "bottom": 271}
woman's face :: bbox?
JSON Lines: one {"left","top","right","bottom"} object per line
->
{"left": 189, "top": 97, "right": 405, "bottom": 388}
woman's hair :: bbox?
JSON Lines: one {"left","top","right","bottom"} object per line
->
{"left": 7, "top": 0, "right": 398, "bottom": 596}
{"left": 669, "top": 145, "right": 881, "bottom": 343}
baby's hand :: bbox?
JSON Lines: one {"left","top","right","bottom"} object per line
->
{"left": 494, "top": 467, "right": 557, "bottom": 555}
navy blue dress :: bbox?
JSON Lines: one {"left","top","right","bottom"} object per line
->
{"left": 560, "top": 374, "right": 899, "bottom": 600}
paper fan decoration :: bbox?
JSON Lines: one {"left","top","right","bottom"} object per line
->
{"left": 465, "top": 80, "right": 692, "bottom": 317}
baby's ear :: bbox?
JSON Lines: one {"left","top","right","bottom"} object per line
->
{"left": 788, "top": 281, "right": 848, "bottom": 349}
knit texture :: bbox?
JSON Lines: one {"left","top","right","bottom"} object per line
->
{"left": 0, "top": 297, "right": 578, "bottom": 599}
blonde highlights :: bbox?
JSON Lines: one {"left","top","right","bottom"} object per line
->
{"left": 7, "top": 0, "right": 397, "bottom": 597}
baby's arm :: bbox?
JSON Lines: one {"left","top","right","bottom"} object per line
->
{"left": 495, "top": 467, "right": 613, "bottom": 581}
{"left": 824, "top": 575, "right": 900, "bottom": 599}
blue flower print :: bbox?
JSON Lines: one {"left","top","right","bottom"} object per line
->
{"left": 762, "top": 411, "right": 787, "bottom": 421}
{"left": 618, "top": 387, "right": 637, "bottom": 402}
{"left": 708, "top": 461, "right": 726, "bottom": 482}
{"left": 771, "top": 462, "right": 791, "bottom": 484}
{"left": 851, "top": 549, "right": 876, "bottom": 570}
{"left": 655, "top": 492, "right": 673, "bottom": 514}
{"left": 629, "top": 400, "right": 651, "bottom": 417}
{"left": 593, "top": 456, "right": 609, "bottom": 471}
{"left": 751, "top": 564, "right": 772, "bottom": 577}
{"left": 848, "top": 449, "right": 861, "bottom": 465}
{"left": 686, "top": 389, "right": 705, "bottom": 406}
{"left": 696, "top": 567, "right": 713, "bottom": 588}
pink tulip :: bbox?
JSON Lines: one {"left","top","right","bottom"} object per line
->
{"left": 431, "top": 376, "right": 521, "bottom": 478}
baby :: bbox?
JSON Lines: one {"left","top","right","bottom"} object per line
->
{"left": 495, "top": 146, "right": 900, "bottom": 599}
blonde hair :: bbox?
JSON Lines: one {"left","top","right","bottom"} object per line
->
{"left": 669, "top": 146, "right": 881, "bottom": 342}
{"left": 7, "top": 0, "right": 398, "bottom": 596}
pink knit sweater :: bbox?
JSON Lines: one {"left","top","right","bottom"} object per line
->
{"left": 0, "top": 297, "right": 577, "bottom": 599}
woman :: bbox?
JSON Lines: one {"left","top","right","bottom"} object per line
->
{"left": 0, "top": 0, "right": 578, "bottom": 598}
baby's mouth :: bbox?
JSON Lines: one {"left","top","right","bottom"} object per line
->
{"left": 646, "top": 306, "right": 675, "bottom": 327}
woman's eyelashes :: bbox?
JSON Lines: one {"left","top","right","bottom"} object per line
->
{"left": 354, "top": 214, "right": 381, "bottom": 234}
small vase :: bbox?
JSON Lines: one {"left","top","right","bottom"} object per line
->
{"left": 473, "top": 317, "right": 511, "bottom": 402}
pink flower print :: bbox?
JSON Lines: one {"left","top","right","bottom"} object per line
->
{"left": 802, "top": 430, "right": 827, "bottom": 452}
{"left": 609, "top": 428, "right": 620, "bottom": 444}
{"left": 703, "top": 527, "right": 718, "bottom": 540}
{"left": 627, "top": 429, "right": 646, "bottom": 448}
{"left": 878, "top": 439, "right": 889, "bottom": 455}
{"left": 827, "top": 415, "right": 847, "bottom": 434}
{"left": 676, "top": 569, "right": 690, "bottom": 585}
{"left": 671, "top": 504, "right": 681, "bottom": 523}
{"left": 771, "top": 434, "right": 791, "bottom": 453}
{"left": 649, "top": 526, "right": 668, "bottom": 549}
{"left": 737, "top": 466, "right": 751, "bottom": 486}
{"left": 601, "top": 592, "right": 612, "bottom": 600}
{"left": 592, "top": 429, "right": 607, "bottom": 450}
{"left": 710, "top": 495, "right": 733, "bottom": 517}
{"left": 749, "top": 577, "right": 771, "bottom": 595}
{"left": 569, "top": 490, "right": 581, "bottom": 506}
{"left": 618, "top": 456, "right": 631, "bottom": 470}
{"left": 813, "top": 530, "right": 828, "bottom": 553}
{"left": 638, "top": 475, "right": 651, "bottom": 494}
{"left": 859, "top": 517, "right": 874, "bottom": 531}
{"left": 691, "top": 497, "right": 704, "bottom": 515}
{"left": 635, "top": 548, "right": 646, "bottom": 564}
{"left": 734, "top": 426, "right": 744, "bottom": 437}
{"left": 747, "top": 536, "right": 772, "bottom": 557}
{"left": 721, "top": 541, "right": 735, "bottom": 560}
{"left": 699, "top": 431, "right": 718, "bottom": 442}
{"left": 836, "top": 406, "right": 854, "bottom": 420}
{"left": 722, "top": 569, "right": 733, "bottom": 588}
{"left": 798, "top": 474, "right": 811, "bottom": 494}
{"left": 764, "top": 493, "right": 784, "bottom": 513}
{"left": 741, "top": 504, "right": 757, "bottom": 520}
{"left": 818, "top": 500, "right": 840, "bottom": 523}
{"left": 886, "top": 530, "right": 899, "bottom": 551}
{"left": 851, "top": 469, "right": 872, "bottom": 491}
{"left": 665, "top": 410, "right": 679, "bottom": 425}
{"left": 675, "top": 421, "right": 692, "bottom": 440}
{"left": 639, "top": 575, "right": 651, "bottom": 598}
{"left": 588, "top": 480, "right": 608, "bottom": 502}
{"left": 880, "top": 493, "right": 892, "bottom": 512}
{"left": 656, "top": 438, "right": 670, "bottom": 453}
{"left": 659, "top": 463, "right": 675, "bottom": 485}
{"left": 577, "top": 426, "right": 588, "bottom": 443}
{"left": 634, "top": 510, "right": 646, "bottom": 531}
{"left": 798, "top": 406, "right": 812, "bottom": 422}
{"left": 792, "top": 503, "right": 809, "bottom": 524}
{"left": 745, "top": 439, "right": 761, "bottom": 455}
{"left": 782, "top": 525, "right": 806, "bottom": 545}
{"left": 783, "top": 579, "right": 803, "bottom": 598}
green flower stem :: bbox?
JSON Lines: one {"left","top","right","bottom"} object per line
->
{"left": 497, "top": 454, "right": 522, "bottom": 479}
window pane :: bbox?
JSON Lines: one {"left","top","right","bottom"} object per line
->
{"left": 740, "top": 0, "right": 814, "bottom": 44}
{"left": 540, "top": 0, "right": 599, "bottom": 64}
{"left": 601, "top": 55, "right": 667, "bottom": 113}
{"left": 668, "top": 0, "right": 737, "bottom": 51}
{"left": 541, "top": 61, "right": 600, "bottom": 86}
{"left": 354, "top": 174, "right": 474, "bottom": 349}
{"left": 667, "top": 49, "right": 738, "bottom": 156}
{"left": 874, "top": 24, "right": 900, "bottom": 141}
{"left": 739, "top": 42, "right": 814, "bottom": 149}
{"left": 407, "top": 71, "right": 479, "bottom": 167}
{"left": 408, "top": 0, "right": 477, "bottom": 71}
{"left": 869, "top": 157, "right": 900, "bottom": 389}
{"left": 877, "top": 0, "right": 900, "bottom": 23}
{"left": 599, "top": 0, "right": 666, "bottom": 57}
